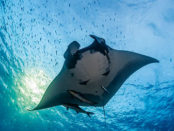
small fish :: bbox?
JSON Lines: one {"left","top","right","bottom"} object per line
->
{"left": 63, "top": 104, "right": 94, "bottom": 117}
{"left": 101, "top": 85, "right": 109, "bottom": 94}
{"left": 68, "top": 90, "right": 96, "bottom": 105}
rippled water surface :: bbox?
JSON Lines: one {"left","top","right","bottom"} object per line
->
{"left": 0, "top": 0, "right": 174, "bottom": 130}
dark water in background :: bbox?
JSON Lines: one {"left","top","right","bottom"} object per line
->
{"left": 0, "top": 0, "right": 174, "bottom": 130}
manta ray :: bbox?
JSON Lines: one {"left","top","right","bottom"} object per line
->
{"left": 29, "top": 35, "right": 159, "bottom": 117}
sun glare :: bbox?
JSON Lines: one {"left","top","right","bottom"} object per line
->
{"left": 19, "top": 68, "right": 51, "bottom": 106}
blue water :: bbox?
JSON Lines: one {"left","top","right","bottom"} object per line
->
{"left": 0, "top": 0, "right": 174, "bottom": 130}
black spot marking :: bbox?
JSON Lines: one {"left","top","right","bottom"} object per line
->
{"left": 102, "top": 70, "right": 110, "bottom": 76}
{"left": 79, "top": 80, "right": 90, "bottom": 85}
{"left": 70, "top": 73, "right": 74, "bottom": 77}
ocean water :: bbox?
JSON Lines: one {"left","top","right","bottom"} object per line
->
{"left": 0, "top": 0, "right": 174, "bottom": 130}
